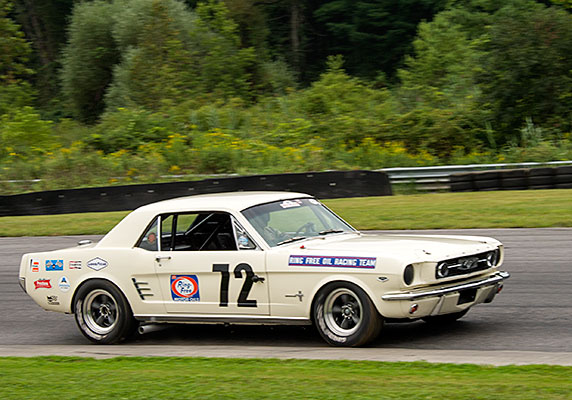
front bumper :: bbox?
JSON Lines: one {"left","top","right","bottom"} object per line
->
{"left": 379, "top": 271, "right": 509, "bottom": 318}
{"left": 381, "top": 271, "right": 510, "bottom": 301}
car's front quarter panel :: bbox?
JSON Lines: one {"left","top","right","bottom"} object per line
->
{"left": 265, "top": 246, "right": 407, "bottom": 319}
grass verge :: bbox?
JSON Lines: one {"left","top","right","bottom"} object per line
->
{"left": 1, "top": 189, "right": 572, "bottom": 237}
{"left": 1, "top": 357, "right": 571, "bottom": 399}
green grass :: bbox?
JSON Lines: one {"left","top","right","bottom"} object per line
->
{"left": 2, "top": 189, "right": 572, "bottom": 237}
{"left": 0, "top": 210, "right": 131, "bottom": 237}
{"left": 0, "top": 357, "right": 570, "bottom": 399}
{"left": 329, "top": 189, "right": 572, "bottom": 230}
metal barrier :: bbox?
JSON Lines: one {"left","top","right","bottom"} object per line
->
{"left": 379, "top": 161, "right": 572, "bottom": 191}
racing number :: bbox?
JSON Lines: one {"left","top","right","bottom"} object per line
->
{"left": 212, "top": 263, "right": 258, "bottom": 307}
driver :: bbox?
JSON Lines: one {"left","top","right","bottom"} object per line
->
{"left": 250, "top": 212, "right": 284, "bottom": 246}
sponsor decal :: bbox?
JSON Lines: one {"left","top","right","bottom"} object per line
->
{"left": 47, "top": 295, "right": 60, "bottom": 305}
{"left": 279, "top": 200, "right": 302, "bottom": 209}
{"left": 87, "top": 257, "right": 108, "bottom": 271}
{"left": 45, "top": 260, "right": 63, "bottom": 271}
{"left": 58, "top": 276, "right": 71, "bottom": 292}
{"left": 288, "top": 255, "right": 377, "bottom": 269}
{"left": 34, "top": 279, "right": 52, "bottom": 289}
{"left": 238, "top": 235, "right": 250, "bottom": 247}
{"left": 30, "top": 259, "right": 40, "bottom": 273}
{"left": 69, "top": 261, "right": 82, "bottom": 270}
{"left": 309, "top": 199, "right": 320, "bottom": 205}
{"left": 170, "top": 275, "right": 200, "bottom": 302}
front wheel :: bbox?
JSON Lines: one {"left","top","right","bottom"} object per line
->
{"left": 313, "top": 282, "right": 382, "bottom": 347}
{"left": 74, "top": 280, "right": 137, "bottom": 344}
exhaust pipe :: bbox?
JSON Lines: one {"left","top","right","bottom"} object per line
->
{"left": 138, "top": 324, "right": 169, "bottom": 335}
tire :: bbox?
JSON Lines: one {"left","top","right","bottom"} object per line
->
{"left": 313, "top": 282, "right": 382, "bottom": 347}
{"left": 74, "top": 279, "right": 137, "bottom": 344}
{"left": 422, "top": 308, "right": 469, "bottom": 325}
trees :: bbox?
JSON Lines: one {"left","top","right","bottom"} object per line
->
{"left": 60, "top": 1, "right": 119, "bottom": 122}
{"left": 12, "top": 0, "right": 74, "bottom": 108}
{"left": 104, "top": 0, "right": 202, "bottom": 111}
{"left": 313, "top": 0, "right": 448, "bottom": 79}
{"left": 397, "top": 0, "right": 572, "bottom": 151}
{"left": 62, "top": 0, "right": 278, "bottom": 122}
{"left": 478, "top": 2, "right": 572, "bottom": 142}
{"left": 396, "top": 13, "right": 486, "bottom": 155}
{"left": 0, "top": 0, "right": 34, "bottom": 115}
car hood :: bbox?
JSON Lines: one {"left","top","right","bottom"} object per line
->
{"left": 293, "top": 233, "right": 500, "bottom": 263}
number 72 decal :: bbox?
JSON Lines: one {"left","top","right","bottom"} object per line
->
{"left": 212, "top": 263, "right": 264, "bottom": 307}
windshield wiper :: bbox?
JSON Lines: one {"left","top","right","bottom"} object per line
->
{"left": 319, "top": 229, "right": 344, "bottom": 236}
{"left": 277, "top": 236, "right": 307, "bottom": 246}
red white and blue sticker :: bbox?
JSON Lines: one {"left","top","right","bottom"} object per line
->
{"left": 170, "top": 275, "right": 200, "bottom": 302}
{"left": 45, "top": 260, "right": 63, "bottom": 271}
{"left": 30, "top": 259, "right": 40, "bottom": 272}
{"left": 288, "top": 255, "right": 376, "bottom": 268}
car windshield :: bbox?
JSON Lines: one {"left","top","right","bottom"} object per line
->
{"left": 241, "top": 198, "right": 356, "bottom": 247}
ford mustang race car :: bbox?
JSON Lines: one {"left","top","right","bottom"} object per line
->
{"left": 18, "top": 192, "right": 509, "bottom": 346}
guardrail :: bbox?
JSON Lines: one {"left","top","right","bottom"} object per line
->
{"left": 379, "top": 161, "right": 572, "bottom": 191}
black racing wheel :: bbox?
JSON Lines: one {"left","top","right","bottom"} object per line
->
{"left": 74, "top": 279, "right": 137, "bottom": 344}
{"left": 313, "top": 281, "right": 382, "bottom": 347}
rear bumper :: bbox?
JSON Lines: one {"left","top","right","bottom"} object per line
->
{"left": 381, "top": 271, "right": 510, "bottom": 301}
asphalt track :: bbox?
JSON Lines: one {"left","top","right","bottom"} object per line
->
{"left": 1, "top": 228, "right": 571, "bottom": 365}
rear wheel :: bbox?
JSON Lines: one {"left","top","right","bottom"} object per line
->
{"left": 313, "top": 282, "right": 382, "bottom": 347}
{"left": 74, "top": 280, "right": 137, "bottom": 344}
{"left": 422, "top": 308, "right": 469, "bottom": 325}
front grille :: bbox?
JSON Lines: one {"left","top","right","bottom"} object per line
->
{"left": 436, "top": 250, "right": 498, "bottom": 279}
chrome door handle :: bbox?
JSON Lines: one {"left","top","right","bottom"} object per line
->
{"left": 155, "top": 256, "right": 172, "bottom": 262}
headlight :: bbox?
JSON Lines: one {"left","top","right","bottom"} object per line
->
{"left": 403, "top": 264, "right": 414, "bottom": 285}
{"left": 436, "top": 262, "right": 449, "bottom": 278}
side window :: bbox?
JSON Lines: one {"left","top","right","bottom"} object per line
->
{"left": 172, "top": 213, "right": 198, "bottom": 251}
{"left": 137, "top": 218, "right": 158, "bottom": 251}
{"left": 161, "top": 214, "right": 174, "bottom": 251}
{"left": 169, "top": 212, "right": 237, "bottom": 251}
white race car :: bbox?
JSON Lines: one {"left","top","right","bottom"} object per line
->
{"left": 19, "top": 192, "right": 509, "bottom": 346}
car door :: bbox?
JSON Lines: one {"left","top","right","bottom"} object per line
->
{"left": 150, "top": 212, "right": 270, "bottom": 315}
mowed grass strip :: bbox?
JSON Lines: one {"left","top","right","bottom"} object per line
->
{"left": 0, "top": 357, "right": 571, "bottom": 400}
{"left": 1, "top": 189, "right": 572, "bottom": 237}
{"left": 328, "top": 189, "right": 572, "bottom": 230}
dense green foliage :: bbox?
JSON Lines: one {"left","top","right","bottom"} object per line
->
{"left": 0, "top": 0, "right": 34, "bottom": 116}
{"left": 1, "top": 0, "right": 571, "bottom": 194}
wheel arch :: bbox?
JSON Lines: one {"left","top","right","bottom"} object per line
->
{"left": 308, "top": 276, "right": 382, "bottom": 322}
{"left": 71, "top": 277, "right": 132, "bottom": 314}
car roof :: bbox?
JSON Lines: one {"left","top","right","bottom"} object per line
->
{"left": 135, "top": 191, "right": 312, "bottom": 213}
{"left": 97, "top": 191, "right": 313, "bottom": 248}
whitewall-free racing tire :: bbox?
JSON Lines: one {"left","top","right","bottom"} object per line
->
{"left": 74, "top": 279, "right": 137, "bottom": 344}
{"left": 313, "top": 282, "right": 382, "bottom": 347}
